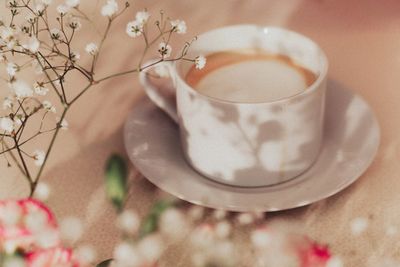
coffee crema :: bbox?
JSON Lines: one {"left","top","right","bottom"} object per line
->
{"left": 185, "top": 50, "right": 317, "bottom": 103}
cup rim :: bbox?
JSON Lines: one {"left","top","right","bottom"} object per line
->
{"left": 174, "top": 24, "right": 329, "bottom": 105}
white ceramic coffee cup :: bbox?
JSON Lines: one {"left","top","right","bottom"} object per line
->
{"left": 139, "top": 25, "right": 328, "bottom": 187}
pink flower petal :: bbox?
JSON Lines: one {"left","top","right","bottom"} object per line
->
{"left": 0, "top": 199, "right": 60, "bottom": 253}
{"left": 297, "top": 238, "right": 331, "bottom": 267}
{"left": 27, "top": 247, "right": 80, "bottom": 267}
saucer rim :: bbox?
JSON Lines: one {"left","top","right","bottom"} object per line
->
{"left": 124, "top": 80, "right": 380, "bottom": 212}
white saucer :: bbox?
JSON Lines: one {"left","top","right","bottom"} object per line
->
{"left": 124, "top": 80, "right": 380, "bottom": 212}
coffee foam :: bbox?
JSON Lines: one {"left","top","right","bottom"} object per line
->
{"left": 185, "top": 50, "right": 317, "bottom": 103}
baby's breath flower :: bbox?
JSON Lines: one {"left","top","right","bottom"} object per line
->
{"left": 213, "top": 209, "right": 227, "bottom": 220}
{"left": 70, "top": 51, "right": 80, "bottom": 62}
{"left": 116, "top": 209, "right": 140, "bottom": 235}
{"left": 101, "top": 0, "right": 118, "bottom": 17}
{"left": 35, "top": 3, "right": 46, "bottom": 15}
{"left": 236, "top": 212, "right": 255, "bottom": 225}
{"left": 22, "top": 36, "right": 40, "bottom": 53}
{"left": 126, "top": 20, "right": 142, "bottom": 38}
{"left": 170, "top": 20, "right": 187, "bottom": 34}
{"left": 57, "top": 4, "right": 70, "bottom": 15}
{"left": 60, "top": 216, "right": 83, "bottom": 242}
{"left": 31, "top": 60, "right": 44, "bottom": 74}
{"left": 350, "top": 217, "right": 368, "bottom": 236}
{"left": 135, "top": 10, "right": 150, "bottom": 24}
{"left": 6, "top": 40, "right": 16, "bottom": 50}
{"left": 0, "top": 26, "right": 14, "bottom": 41}
{"left": 195, "top": 55, "right": 206, "bottom": 70}
{"left": 34, "top": 182, "right": 50, "bottom": 201}
{"left": 137, "top": 234, "right": 165, "bottom": 262}
{"left": 75, "top": 245, "right": 97, "bottom": 265}
{"left": 42, "top": 100, "right": 56, "bottom": 113}
{"left": 21, "top": 24, "right": 30, "bottom": 34}
{"left": 6, "top": 62, "right": 18, "bottom": 76}
{"left": 14, "top": 115, "right": 24, "bottom": 126}
{"left": 10, "top": 80, "right": 33, "bottom": 98}
{"left": 113, "top": 242, "right": 143, "bottom": 267}
{"left": 85, "top": 42, "right": 98, "bottom": 56}
{"left": 25, "top": 13, "right": 35, "bottom": 24}
{"left": 66, "top": 0, "right": 80, "bottom": 8}
{"left": 2, "top": 96, "right": 13, "bottom": 110}
{"left": 215, "top": 221, "right": 231, "bottom": 239}
{"left": 6, "top": 1, "right": 17, "bottom": 8}
{"left": 50, "top": 28, "right": 61, "bottom": 40}
{"left": 0, "top": 117, "right": 14, "bottom": 133}
{"left": 34, "top": 82, "right": 49, "bottom": 96}
{"left": 159, "top": 208, "right": 189, "bottom": 241}
{"left": 158, "top": 42, "right": 172, "bottom": 58}
{"left": 68, "top": 17, "right": 82, "bottom": 30}
{"left": 41, "top": 0, "right": 53, "bottom": 5}
{"left": 60, "top": 118, "right": 68, "bottom": 130}
{"left": 250, "top": 227, "right": 271, "bottom": 248}
{"left": 188, "top": 205, "right": 205, "bottom": 221}
{"left": 33, "top": 150, "right": 45, "bottom": 166}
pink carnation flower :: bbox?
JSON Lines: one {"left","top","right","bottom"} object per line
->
{"left": 296, "top": 238, "right": 331, "bottom": 267}
{"left": 27, "top": 247, "right": 80, "bottom": 267}
{"left": 0, "top": 199, "right": 60, "bottom": 254}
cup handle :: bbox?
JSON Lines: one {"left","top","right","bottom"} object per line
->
{"left": 139, "top": 60, "right": 179, "bottom": 123}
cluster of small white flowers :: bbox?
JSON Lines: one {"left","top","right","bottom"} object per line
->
{"left": 195, "top": 55, "right": 206, "bottom": 70}
{"left": 42, "top": 100, "right": 56, "bottom": 113}
{"left": 85, "top": 42, "right": 98, "bottom": 56}
{"left": 116, "top": 209, "right": 140, "bottom": 235}
{"left": 0, "top": 117, "right": 14, "bottom": 134}
{"left": 2, "top": 96, "right": 13, "bottom": 110}
{"left": 60, "top": 216, "right": 83, "bottom": 243}
{"left": 6, "top": 62, "right": 18, "bottom": 77}
{"left": 60, "top": 118, "right": 69, "bottom": 130}
{"left": 135, "top": 11, "right": 150, "bottom": 24}
{"left": 34, "top": 182, "right": 51, "bottom": 201}
{"left": 9, "top": 80, "right": 34, "bottom": 98}
{"left": 158, "top": 42, "right": 172, "bottom": 58}
{"left": 67, "top": 16, "right": 82, "bottom": 31}
{"left": 113, "top": 234, "right": 165, "bottom": 267}
{"left": 170, "top": 20, "right": 187, "bottom": 34}
{"left": 101, "top": 0, "right": 119, "bottom": 17}
{"left": 75, "top": 245, "right": 97, "bottom": 265}
{"left": 21, "top": 36, "right": 40, "bottom": 53}
{"left": 159, "top": 208, "right": 189, "bottom": 241}
{"left": 70, "top": 51, "right": 80, "bottom": 62}
{"left": 33, "top": 150, "right": 46, "bottom": 166}
{"left": 57, "top": 4, "right": 70, "bottom": 15}
{"left": 66, "top": 0, "right": 80, "bottom": 8}
{"left": 50, "top": 28, "right": 61, "bottom": 40}
{"left": 190, "top": 223, "right": 236, "bottom": 267}
{"left": 40, "top": 0, "right": 53, "bottom": 5}
{"left": 125, "top": 10, "right": 150, "bottom": 38}
{"left": 126, "top": 20, "right": 143, "bottom": 38}
{"left": 34, "top": 3, "right": 46, "bottom": 15}
{"left": 34, "top": 82, "right": 49, "bottom": 96}
{"left": 350, "top": 217, "right": 368, "bottom": 236}
{"left": 55, "top": 0, "right": 80, "bottom": 15}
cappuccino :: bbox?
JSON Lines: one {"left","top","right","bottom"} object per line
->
{"left": 185, "top": 50, "right": 317, "bottom": 103}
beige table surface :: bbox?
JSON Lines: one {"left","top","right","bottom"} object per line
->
{"left": 1, "top": 0, "right": 400, "bottom": 266}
